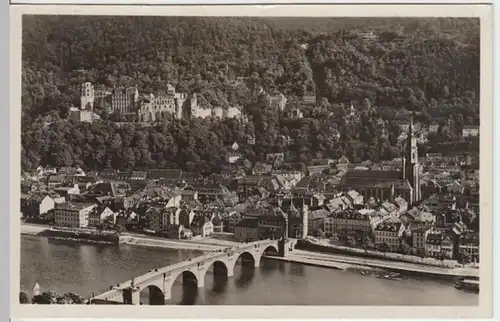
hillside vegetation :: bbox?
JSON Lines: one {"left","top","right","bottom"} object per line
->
{"left": 21, "top": 16, "right": 480, "bottom": 171}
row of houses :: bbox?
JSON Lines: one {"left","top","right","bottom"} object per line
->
{"left": 318, "top": 200, "right": 479, "bottom": 262}
{"left": 21, "top": 151, "right": 479, "bottom": 260}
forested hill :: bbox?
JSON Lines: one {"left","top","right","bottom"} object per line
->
{"left": 21, "top": 16, "right": 480, "bottom": 171}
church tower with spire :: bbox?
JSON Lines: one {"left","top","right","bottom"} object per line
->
{"left": 404, "top": 116, "right": 421, "bottom": 203}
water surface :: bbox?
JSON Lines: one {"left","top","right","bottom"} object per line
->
{"left": 20, "top": 235, "right": 478, "bottom": 305}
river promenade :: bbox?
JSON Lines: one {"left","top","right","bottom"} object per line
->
{"left": 20, "top": 223, "right": 233, "bottom": 252}
{"left": 267, "top": 249, "right": 479, "bottom": 278}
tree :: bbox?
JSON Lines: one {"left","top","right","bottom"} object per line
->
{"left": 346, "top": 235, "right": 357, "bottom": 248}
{"left": 416, "top": 248, "right": 426, "bottom": 261}
{"left": 19, "top": 292, "right": 30, "bottom": 304}
{"left": 117, "top": 224, "right": 126, "bottom": 234}
{"left": 56, "top": 292, "right": 85, "bottom": 304}
{"left": 438, "top": 250, "right": 447, "bottom": 266}
{"left": 398, "top": 241, "right": 411, "bottom": 255}
{"left": 361, "top": 235, "right": 375, "bottom": 251}
{"left": 31, "top": 291, "right": 85, "bottom": 304}
{"left": 314, "top": 228, "right": 325, "bottom": 239}
{"left": 377, "top": 242, "right": 391, "bottom": 255}
{"left": 32, "top": 291, "right": 57, "bottom": 304}
{"left": 456, "top": 250, "right": 471, "bottom": 267}
{"left": 20, "top": 17, "right": 480, "bottom": 173}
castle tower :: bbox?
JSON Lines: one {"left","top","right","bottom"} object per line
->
{"left": 404, "top": 116, "right": 421, "bottom": 204}
{"left": 301, "top": 204, "right": 309, "bottom": 239}
{"left": 80, "top": 82, "right": 95, "bottom": 110}
{"left": 189, "top": 93, "right": 199, "bottom": 118}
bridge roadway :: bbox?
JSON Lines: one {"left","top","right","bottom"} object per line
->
{"left": 88, "top": 239, "right": 293, "bottom": 305}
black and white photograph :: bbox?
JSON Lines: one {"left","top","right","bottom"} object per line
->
{"left": 10, "top": 3, "right": 493, "bottom": 320}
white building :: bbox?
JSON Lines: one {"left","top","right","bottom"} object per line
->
{"left": 462, "top": 126, "right": 479, "bottom": 138}
{"left": 54, "top": 202, "right": 96, "bottom": 228}
{"left": 88, "top": 206, "right": 116, "bottom": 227}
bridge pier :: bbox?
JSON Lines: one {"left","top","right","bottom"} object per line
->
{"left": 254, "top": 256, "right": 261, "bottom": 268}
{"left": 132, "top": 289, "right": 141, "bottom": 305}
{"left": 227, "top": 262, "right": 235, "bottom": 277}
{"left": 163, "top": 275, "right": 174, "bottom": 302}
{"left": 163, "top": 287, "right": 172, "bottom": 302}
{"left": 123, "top": 288, "right": 141, "bottom": 305}
{"left": 278, "top": 238, "right": 290, "bottom": 257}
{"left": 196, "top": 275, "right": 205, "bottom": 288}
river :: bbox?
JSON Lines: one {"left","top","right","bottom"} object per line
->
{"left": 20, "top": 235, "right": 478, "bottom": 306}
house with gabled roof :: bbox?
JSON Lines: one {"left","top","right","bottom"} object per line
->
{"left": 47, "top": 175, "right": 65, "bottom": 188}
{"left": 98, "top": 168, "right": 118, "bottom": 181}
{"left": 458, "top": 232, "right": 479, "bottom": 262}
{"left": 21, "top": 194, "right": 55, "bottom": 219}
{"left": 211, "top": 212, "right": 224, "bottom": 232}
{"left": 115, "top": 209, "right": 139, "bottom": 227}
{"left": 374, "top": 217, "right": 405, "bottom": 250}
{"left": 324, "top": 208, "right": 378, "bottom": 238}
{"left": 130, "top": 171, "right": 147, "bottom": 181}
{"left": 88, "top": 205, "right": 116, "bottom": 227}
{"left": 379, "top": 201, "right": 399, "bottom": 216}
{"left": 147, "top": 169, "right": 182, "bottom": 182}
{"left": 166, "top": 224, "right": 192, "bottom": 240}
{"left": 425, "top": 232, "right": 454, "bottom": 259}
{"left": 234, "top": 218, "right": 259, "bottom": 242}
{"left": 178, "top": 208, "right": 195, "bottom": 228}
{"left": 336, "top": 155, "right": 350, "bottom": 170}
{"left": 190, "top": 215, "right": 214, "bottom": 237}
{"left": 58, "top": 166, "right": 86, "bottom": 177}
{"left": 54, "top": 184, "right": 80, "bottom": 199}
{"left": 346, "top": 190, "right": 364, "bottom": 205}
{"left": 253, "top": 162, "right": 273, "bottom": 176}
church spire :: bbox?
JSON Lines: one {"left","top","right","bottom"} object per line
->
{"left": 404, "top": 113, "right": 420, "bottom": 204}
{"left": 406, "top": 115, "right": 418, "bottom": 165}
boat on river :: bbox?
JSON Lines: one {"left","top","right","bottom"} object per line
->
{"left": 455, "top": 277, "right": 479, "bottom": 293}
{"left": 383, "top": 272, "right": 405, "bottom": 281}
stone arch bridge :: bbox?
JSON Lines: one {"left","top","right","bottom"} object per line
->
{"left": 89, "top": 238, "right": 295, "bottom": 305}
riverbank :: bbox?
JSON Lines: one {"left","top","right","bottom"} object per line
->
{"left": 297, "top": 239, "right": 479, "bottom": 271}
{"left": 21, "top": 223, "right": 234, "bottom": 251}
{"left": 20, "top": 223, "right": 48, "bottom": 236}
{"left": 120, "top": 236, "right": 223, "bottom": 252}
{"left": 282, "top": 249, "right": 479, "bottom": 279}
{"left": 264, "top": 254, "right": 359, "bottom": 270}
{"left": 21, "top": 223, "right": 120, "bottom": 244}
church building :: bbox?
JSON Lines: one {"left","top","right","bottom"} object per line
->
{"left": 338, "top": 117, "right": 421, "bottom": 205}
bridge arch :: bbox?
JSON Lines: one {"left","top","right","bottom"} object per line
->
{"left": 139, "top": 285, "right": 165, "bottom": 305}
{"left": 237, "top": 250, "right": 258, "bottom": 266}
{"left": 163, "top": 268, "right": 202, "bottom": 304}
{"left": 137, "top": 277, "right": 164, "bottom": 293}
{"left": 199, "top": 259, "right": 232, "bottom": 294}
{"left": 201, "top": 259, "right": 232, "bottom": 279}
{"left": 230, "top": 240, "right": 281, "bottom": 273}
{"left": 230, "top": 249, "right": 259, "bottom": 288}
{"left": 262, "top": 244, "right": 279, "bottom": 256}
{"left": 169, "top": 268, "right": 200, "bottom": 288}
